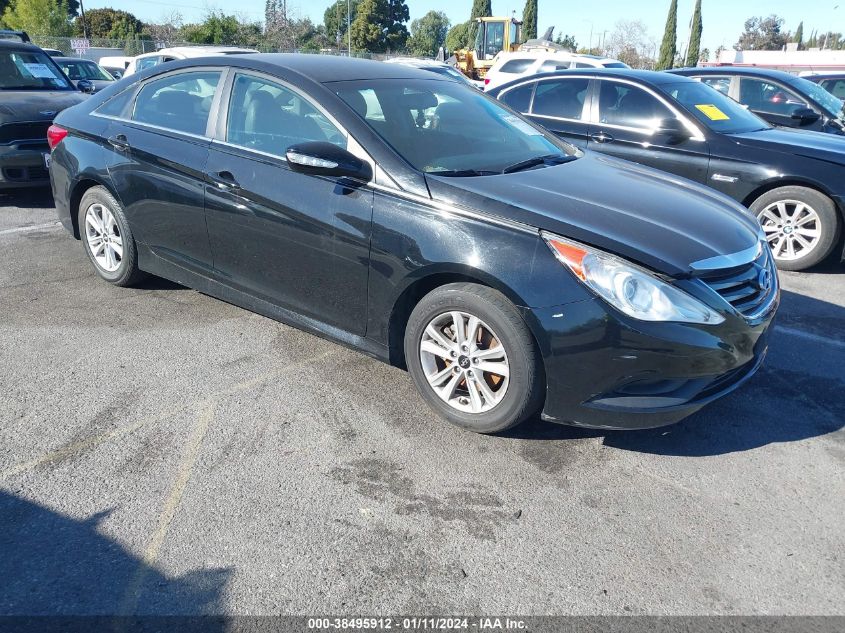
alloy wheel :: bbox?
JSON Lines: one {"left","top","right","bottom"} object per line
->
{"left": 84, "top": 203, "right": 123, "bottom": 273}
{"left": 757, "top": 199, "right": 821, "bottom": 262}
{"left": 418, "top": 311, "right": 510, "bottom": 414}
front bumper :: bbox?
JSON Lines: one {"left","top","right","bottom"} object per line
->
{"left": 0, "top": 142, "right": 51, "bottom": 189}
{"left": 525, "top": 294, "right": 777, "bottom": 430}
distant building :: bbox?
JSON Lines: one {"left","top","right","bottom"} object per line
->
{"left": 704, "top": 48, "right": 845, "bottom": 74}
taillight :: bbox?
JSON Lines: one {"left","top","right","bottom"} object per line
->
{"left": 47, "top": 124, "right": 68, "bottom": 151}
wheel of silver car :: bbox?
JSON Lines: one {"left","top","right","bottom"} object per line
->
{"left": 419, "top": 311, "right": 510, "bottom": 414}
{"left": 85, "top": 203, "right": 123, "bottom": 273}
{"left": 405, "top": 283, "right": 544, "bottom": 434}
{"left": 750, "top": 186, "right": 841, "bottom": 272}
{"left": 78, "top": 186, "right": 147, "bottom": 287}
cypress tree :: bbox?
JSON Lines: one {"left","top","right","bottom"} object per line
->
{"left": 793, "top": 21, "right": 804, "bottom": 47}
{"left": 656, "top": 0, "right": 678, "bottom": 70}
{"left": 522, "top": 0, "right": 537, "bottom": 41}
{"left": 685, "top": 0, "right": 702, "bottom": 67}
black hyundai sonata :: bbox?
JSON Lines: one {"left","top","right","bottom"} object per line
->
{"left": 48, "top": 55, "right": 778, "bottom": 434}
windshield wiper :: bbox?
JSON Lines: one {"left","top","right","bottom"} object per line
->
{"left": 501, "top": 154, "right": 575, "bottom": 174}
{"left": 428, "top": 169, "right": 500, "bottom": 177}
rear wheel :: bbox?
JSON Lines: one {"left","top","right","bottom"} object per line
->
{"left": 78, "top": 186, "right": 147, "bottom": 286}
{"left": 751, "top": 186, "right": 841, "bottom": 271}
{"left": 404, "top": 283, "right": 544, "bottom": 434}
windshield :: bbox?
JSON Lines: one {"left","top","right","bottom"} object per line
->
{"left": 0, "top": 50, "right": 74, "bottom": 90}
{"left": 334, "top": 78, "right": 576, "bottom": 175}
{"left": 662, "top": 81, "right": 771, "bottom": 134}
{"left": 58, "top": 59, "right": 114, "bottom": 82}
{"left": 792, "top": 75, "right": 844, "bottom": 119}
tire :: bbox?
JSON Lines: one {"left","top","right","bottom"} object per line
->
{"left": 78, "top": 186, "right": 147, "bottom": 287}
{"left": 750, "top": 186, "right": 841, "bottom": 271}
{"left": 404, "top": 283, "right": 544, "bottom": 434}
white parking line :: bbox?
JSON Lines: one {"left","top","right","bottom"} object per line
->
{"left": 775, "top": 325, "right": 845, "bottom": 350}
{"left": 0, "top": 221, "right": 60, "bottom": 236}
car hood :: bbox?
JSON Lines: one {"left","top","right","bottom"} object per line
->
{"left": 425, "top": 153, "right": 761, "bottom": 277}
{"left": 0, "top": 91, "right": 88, "bottom": 125}
{"left": 727, "top": 127, "right": 845, "bottom": 166}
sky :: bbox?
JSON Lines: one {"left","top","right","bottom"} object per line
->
{"left": 83, "top": 0, "right": 838, "bottom": 55}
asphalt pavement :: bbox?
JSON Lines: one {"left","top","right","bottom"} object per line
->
{"left": 0, "top": 188, "right": 843, "bottom": 616}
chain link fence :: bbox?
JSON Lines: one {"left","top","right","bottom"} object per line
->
{"left": 29, "top": 35, "right": 381, "bottom": 61}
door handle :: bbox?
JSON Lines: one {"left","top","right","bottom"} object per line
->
{"left": 107, "top": 134, "right": 129, "bottom": 151}
{"left": 206, "top": 170, "right": 240, "bottom": 191}
{"left": 590, "top": 132, "right": 614, "bottom": 144}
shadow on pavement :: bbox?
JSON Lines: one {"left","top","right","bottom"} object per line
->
{"left": 508, "top": 289, "right": 845, "bottom": 457}
{"left": 0, "top": 188, "right": 55, "bottom": 210}
{"left": 0, "top": 491, "right": 231, "bottom": 618}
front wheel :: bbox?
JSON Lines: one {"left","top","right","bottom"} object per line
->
{"left": 751, "top": 186, "right": 841, "bottom": 271}
{"left": 404, "top": 283, "right": 544, "bottom": 434}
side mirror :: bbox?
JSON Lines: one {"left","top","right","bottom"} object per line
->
{"left": 285, "top": 141, "right": 372, "bottom": 182}
{"left": 790, "top": 107, "right": 821, "bottom": 126}
{"left": 77, "top": 79, "right": 96, "bottom": 94}
{"left": 658, "top": 117, "right": 692, "bottom": 140}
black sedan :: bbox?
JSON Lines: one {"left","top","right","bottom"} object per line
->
{"left": 48, "top": 55, "right": 776, "bottom": 434}
{"left": 489, "top": 68, "right": 845, "bottom": 271}
{"left": 669, "top": 66, "right": 845, "bottom": 136}
{"left": 0, "top": 38, "right": 87, "bottom": 189}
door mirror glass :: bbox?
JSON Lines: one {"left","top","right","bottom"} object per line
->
{"left": 658, "top": 117, "right": 692, "bottom": 138}
{"left": 285, "top": 141, "right": 372, "bottom": 182}
{"left": 790, "top": 106, "right": 821, "bottom": 126}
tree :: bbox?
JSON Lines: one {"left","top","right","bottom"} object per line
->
{"left": 74, "top": 8, "right": 142, "bottom": 39}
{"left": 444, "top": 21, "right": 470, "bottom": 51}
{"left": 606, "top": 19, "right": 656, "bottom": 69}
{"left": 656, "top": 0, "right": 677, "bottom": 70}
{"left": 467, "top": 0, "right": 491, "bottom": 50}
{"left": 3, "top": 0, "right": 71, "bottom": 36}
{"left": 522, "top": 0, "right": 537, "bottom": 42}
{"left": 181, "top": 12, "right": 241, "bottom": 45}
{"left": 685, "top": 0, "right": 702, "bottom": 67}
{"left": 349, "top": 0, "right": 408, "bottom": 53}
{"left": 735, "top": 15, "right": 787, "bottom": 51}
{"left": 324, "top": 0, "right": 360, "bottom": 46}
{"left": 793, "top": 21, "right": 804, "bottom": 48}
{"left": 699, "top": 47, "right": 710, "bottom": 62}
{"left": 554, "top": 33, "right": 577, "bottom": 50}
{"left": 143, "top": 11, "right": 183, "bottom": 44}
{"left": 407, "top": 10, "right": 450, "bottom": 58}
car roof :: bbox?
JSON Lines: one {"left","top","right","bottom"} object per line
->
{"left": 0, "top": 39, "right": 42, "bottom": 52}
{"left": 161, "top": 53, "right": 441, "bottom": 84}
{"left": 53, "top": 56, "right": 97, "bottom": 63}
{"left": 669, "top": 66, "right": 803, "bottom": 82}
{"left": 490, "top": 67, "right": 694, "bottom": 91}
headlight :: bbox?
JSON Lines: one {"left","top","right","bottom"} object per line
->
{"left": 543, "top": 232, "right": 725, "bottom": 325}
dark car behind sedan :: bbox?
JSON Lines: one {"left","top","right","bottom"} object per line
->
{"left": 0, "top": 39, "right": 87, "bottom": 189}
{"left": 54, "top": 56, "right": 115, "bottom": 93}
{"left": 669, "top": 66, "right": 845, "bottom": 136}
{"left": 48, "top": 55, "right": 776, "bottom": 434}
{"left": 489, "top": 68, "right": 845, "bottom": 271}
{"left": 805, "top": 73, "right": 845, "bottom": 100}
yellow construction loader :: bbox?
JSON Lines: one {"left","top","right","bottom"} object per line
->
{"left": 454, "top": 17, "right": 523, "bottom": 81}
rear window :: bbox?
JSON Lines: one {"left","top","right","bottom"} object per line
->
{"left": 499, "top": 59, "right": 534, "bottom": 74}
{"left": 603, "top": 62, "right": 629, "bottom": 68}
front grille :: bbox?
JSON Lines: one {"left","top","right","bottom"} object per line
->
{"left": 0, "top": 121, "right": 51, "bottom": 145}
{"left": 699, "top": 245, "right": 776, "bottom": 318}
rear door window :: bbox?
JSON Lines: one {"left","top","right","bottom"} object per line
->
{"left": 132, "top": 71, "right": 221, "bottom": 136}
{"left": 499, "top": 83, "right": 534, "bottom": 113}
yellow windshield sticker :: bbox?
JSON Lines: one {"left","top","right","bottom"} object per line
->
{"left": 695, "top": 104, "right": 730, "bottom": 121}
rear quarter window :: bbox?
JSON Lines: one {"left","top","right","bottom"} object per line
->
{"left": 499, "top": 59, "right": 534, "bottom": 74}
{"left": 499, "top": 83, "right": 534, "bottom": 112}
